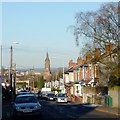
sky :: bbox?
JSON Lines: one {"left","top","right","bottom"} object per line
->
{"left": 2, "top": 2, "right": 105, "bottom": 69}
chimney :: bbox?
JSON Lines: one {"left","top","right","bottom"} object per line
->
{"left": 69, "top": 60, "right": 76, "bottom": 68}
{"left": 77, "top": 57, "right": 82, "bottom": 65}
{"left": 94, "top": 48, "right": 101, "bottom": 58}
{"left": 82, "top": 60, "right": 86, "bottom": 64}
{"left": 105, "top": 45, "right": 113, "bottom": 54}
{"left": 86, "top": 53, "right": 92, "bottom": 62}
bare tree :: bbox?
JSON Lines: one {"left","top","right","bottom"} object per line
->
{"left": 72, "top": 2, "right": 119, "bottom": 53}
{"left": 71, "top": 2, "right": 120, "bottom": 87}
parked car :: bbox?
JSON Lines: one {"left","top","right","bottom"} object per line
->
{"left": 56, "top": 93, "right": 67, "bottom": 103}
{"left": 12, "top": 94, "right": 41, "bottom": 117}
{"left": 41, "top": 91, "right": 49, "bottom": 99}
{"left": 46, "top": 93, "right": 56, "bottom": 101}
{"left": 17, "top": 91, "right": 34, "bottom": 96}
{"left": 34, "top": 90, "right": 42, "bottom": 99}
{"left": 41, "top": 88, "right": 51, "bottom": 99}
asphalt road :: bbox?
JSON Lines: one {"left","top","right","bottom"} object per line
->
{"left": 39, "top": 100, "right": 119, "bottom": 120}
{"left": 2, "top": 99, "right": 119, "bottom": 120}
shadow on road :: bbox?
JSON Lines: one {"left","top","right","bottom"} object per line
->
{"left": 2, "top": 98, "right": 119, "bottom": 120}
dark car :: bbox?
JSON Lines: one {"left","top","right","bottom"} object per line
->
{"left": 46, "top": 93, "right": 56, "bottom": 101}
{"left": 12, "top": 94, "right": 41, "bottom": 118}
{"left": 17, "top": 91, "right": 34, "bottom": 96}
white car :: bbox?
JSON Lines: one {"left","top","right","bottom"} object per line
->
{"left": 12, "top": 94, "right": 41, "bottom": 117}
{"left": 56, "top": 93, "right": 67, "bottom": 103}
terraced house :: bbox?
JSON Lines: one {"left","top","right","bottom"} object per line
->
{"left": 64, "top": 44, "right": 119, "bottom": 104}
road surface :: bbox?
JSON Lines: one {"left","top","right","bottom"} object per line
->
{"left": 2, "top": 99, "right": 119, "bottom": 120}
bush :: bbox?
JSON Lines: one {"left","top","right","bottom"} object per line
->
{"left": 51, "top": 88, "right": 61, "bottom": 93}
{"left": 108, "top": 75, "right": 120, "bottom": 88}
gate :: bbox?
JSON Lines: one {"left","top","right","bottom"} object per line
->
{"left": 105, "top": 95, "right": 112, "bottom": 107}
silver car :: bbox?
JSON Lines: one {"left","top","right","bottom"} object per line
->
{"left": 56, "top": 93, "right": 67, "bottom": 103}
{"left": 12, "top": 94, "right": 41, "bottom": 117}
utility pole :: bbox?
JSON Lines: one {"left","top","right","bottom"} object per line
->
{"left": 63, "top": 60, "right": 64, "bottom": 84}
{"left": 13, "top": 64, "right": 16, "bottom": 100}
{"left": 10, "top": 46, "right": 13, "bottom": 101}
{"left": 37, "top": 76, "right": 39, "bottom": 88}
{"left": 32, "top": 76, "right": 34, "bottom": 91}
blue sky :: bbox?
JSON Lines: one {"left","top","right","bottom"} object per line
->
{"left": 2, "top": 2, "right": 104, "bottom": 69}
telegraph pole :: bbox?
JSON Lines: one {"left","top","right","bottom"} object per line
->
{"left": 13, "top": 64, "right": 16, "bottom": 100}
{"left": 10, "top": 46, "right": 13, "bottom": 101}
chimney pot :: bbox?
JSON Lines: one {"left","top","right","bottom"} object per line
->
{"left": 105, "top": 45, "right": 113, "bottom": 54}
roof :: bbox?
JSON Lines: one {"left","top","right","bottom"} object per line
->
{"left": 94, "top": 78, "right": 99, "bottom": 82}
{"left": 85, "top": 79, "right": 92, "bottom": 84}
{"left": 73, "top": 64, "right": 82, "bottom": 70}
{"left": 72, "top": 61, "right": 89, "bottom": 70}
{"left": 65, "top": 82, "right": 74, "bottom": 87}
{"left": 74, "top": 82, "right": 79, "bottom": 84}
{"left": 65, "top": 46, "right": 119, "bottom": 73}
{"left": 64, "top": 67, "right": 74, "bottom": 74}
{"left": 58, "top": 93, "right": 65, "bottom": 94}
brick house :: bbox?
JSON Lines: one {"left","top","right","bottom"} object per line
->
{"left": 64, "top": 43, "right": 118, "bottom": 103}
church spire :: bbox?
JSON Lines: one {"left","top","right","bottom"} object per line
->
{"left": 44, "top": 51, "right": 51, "bottom": 80}
{"left": 45, "top": 52, "right": 49, "bottom": 61}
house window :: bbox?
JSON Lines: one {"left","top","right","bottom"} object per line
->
{"left": 76, "top": 72, "right": 78, "bottom": 82}
{"left": 95, "top": 66, "right": 96, "bottom": 78}
{"left": 78, "top": 72, "right": 80, "bottom": 81}
{"left": 76, "top": 86, "right": 78, "bottom": 90}
{"left": 83, "top": 67, "right": 84, "bottom": 79}
{"left": 76, "top": 86, "right": 79, "bottom": 93}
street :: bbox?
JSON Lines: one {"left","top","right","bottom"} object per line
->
{"left": 39, "top": 100, "right": 119, "bottom": 119}
{"left": 2, "top": 99, "right": 119, "bottom": 120}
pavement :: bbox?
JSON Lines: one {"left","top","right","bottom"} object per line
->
{"left": 71, "top": 101, "right": 120, "bottom": 117}
{"left": 95, "top": 105, "right": 120, "bottom": 116}
{"left": 2, "top": 100, "right": 13, "bottom": 120}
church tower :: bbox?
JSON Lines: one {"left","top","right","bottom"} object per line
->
{"left": 44, "top": 52, "right": 51, "bottom": 80}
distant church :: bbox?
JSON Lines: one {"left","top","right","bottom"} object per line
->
{"left": 44, "top": 52, "right": 51, "bottom": 80}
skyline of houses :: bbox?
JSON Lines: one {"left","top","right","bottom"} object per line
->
{"left": 1, "top": 43, "right": 119, "bottom": 106}
{"left": 44, "top": 43, "right": 118, "bottom": 105}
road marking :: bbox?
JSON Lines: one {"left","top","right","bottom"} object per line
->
{"left": 95, "top": 109, "right": 120, "bottom": 116}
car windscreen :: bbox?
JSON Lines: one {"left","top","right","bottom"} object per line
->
{"left": 47, "top": 94, "right": 55, "bottom": 97}
{"left": 58, "top": 94, "right": 66, "bottom": 97}
{"left": 15, "top": 96, "right": 38, "bottom": 103}
{"left": 17, "top": 92, "right": 31, "bottom": 95}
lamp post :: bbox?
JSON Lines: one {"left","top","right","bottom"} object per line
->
{"left": 10, "top": 45, "right": 13, "bottom": 101}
